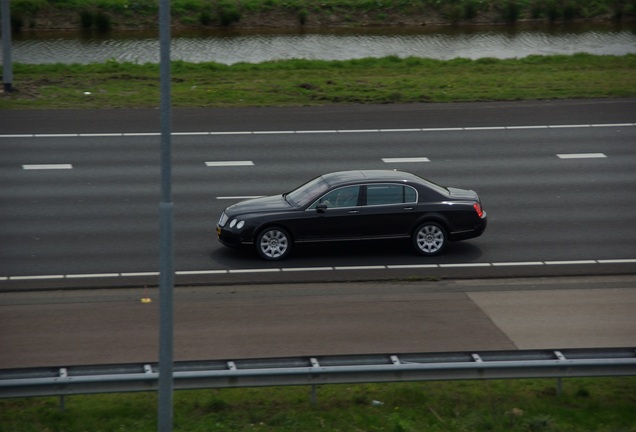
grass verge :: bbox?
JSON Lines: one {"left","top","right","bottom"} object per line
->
{"left": 2, "top": 53, "right": 636, "bottom": 110}
{"left": 1, "top": 378, "right": 635, "bottom": 431}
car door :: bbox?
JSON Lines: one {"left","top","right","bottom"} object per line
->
{"left": 307, "top": 185, "right": 364, "bottom": 239}
{"left": 356, "top": 183, "right": 419, "bottom": 238}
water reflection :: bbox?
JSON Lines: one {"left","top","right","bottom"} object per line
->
{"left": 4, "top": 22, "right": 636, "bottom": 65}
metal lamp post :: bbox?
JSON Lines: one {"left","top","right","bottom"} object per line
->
{"left": 157, "top": 0, "right": 174, "bottom": 429}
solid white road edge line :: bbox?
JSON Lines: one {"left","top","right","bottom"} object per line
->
{"left": 3, "top": 258, "right": 636, "bottom": 281}
{"left": 2, "top": 123, "right": 634, "bottom": 139}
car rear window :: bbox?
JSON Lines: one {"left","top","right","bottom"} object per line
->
{"left": 366, "top": 184, "right": 417, "bottom": 205}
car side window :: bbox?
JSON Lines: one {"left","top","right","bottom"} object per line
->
{"left": 309, "top": 186, "right": 360, "bottom": 209}
{"left": 366, "top": 184, "right": 417, "bottom": 206}
{"left": 404, "top": 186, "right": 417, "bottom": 203}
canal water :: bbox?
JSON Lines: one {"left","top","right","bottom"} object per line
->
{"left": 3, "top": 22, "right": 636, "bottom": 65}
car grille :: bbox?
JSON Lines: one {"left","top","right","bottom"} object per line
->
{"left": 218, "top": 212, "right": 228, "bottom": 227}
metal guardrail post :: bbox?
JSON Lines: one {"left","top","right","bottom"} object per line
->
{"left": 553, "top": 351, "right": 567, "bottom": 396}
{"left": 310, "top": 357, "right": 320, "bottom": 405}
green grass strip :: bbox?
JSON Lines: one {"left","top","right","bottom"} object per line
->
{"left": 1, "top": 378, "right": 635, "bottom": 431}
{"left": 2, "top": 54, "right": 636, "bottom": 110}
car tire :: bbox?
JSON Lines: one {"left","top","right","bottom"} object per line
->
{"left": 256, "top": 227, "right": 292, "bottom": 260}
{"left": 412, "top": 222, "right": 447, "bottom": 256}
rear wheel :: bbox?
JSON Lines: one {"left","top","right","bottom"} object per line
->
{"left": 412, "top": 222, "right": 446, "bottom": 256}
{"left": 256, "top": 227, "right": 292, "bottom": 260}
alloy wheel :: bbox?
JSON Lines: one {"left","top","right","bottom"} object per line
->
{"left": 414, "top": 223, "right": 446, "bottom": 255}
{"left": 258, "top": 228, "right": 291, "bottom": 260}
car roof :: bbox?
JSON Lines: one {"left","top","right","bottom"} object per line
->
{"left": 321, "top": 170, "right": 422, "bottom": 187}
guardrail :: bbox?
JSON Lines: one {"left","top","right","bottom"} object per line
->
{"left": 1, "top": 347, "right": 635, "bottom": 399}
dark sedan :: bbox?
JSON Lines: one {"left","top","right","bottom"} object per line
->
{"left": 216, "top": 170, "right": 487, "bottom": 260}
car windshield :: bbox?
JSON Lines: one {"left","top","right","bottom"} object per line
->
{"left": 285, "top": 176, "right": 330, "bottom": 207}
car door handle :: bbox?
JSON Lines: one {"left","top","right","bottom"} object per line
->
{"left": 403, "top": 207, "right": 414, "bottom": 211}
{"left": 348, "top": 210, "right": 360, "bottom": 214}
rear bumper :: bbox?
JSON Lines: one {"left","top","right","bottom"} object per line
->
{"left": 449, "top": 213, "right": 487, "bottom": 241}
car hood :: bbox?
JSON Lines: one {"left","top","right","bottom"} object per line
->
{"left": 225, "top": 194, "right": 293, "bottom": 216}
{"left": 447, "top": 187, "right": 479, "bottom": 200}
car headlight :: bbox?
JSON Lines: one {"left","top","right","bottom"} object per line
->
{"left": 229, "top": 219, "right": 246, "bottom": 230}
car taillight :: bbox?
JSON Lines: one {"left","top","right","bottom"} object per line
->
{"left": 473, "top": 202, "right": 484, "bottom": 218}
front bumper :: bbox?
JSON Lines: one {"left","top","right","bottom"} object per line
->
{"left": 217, "top": 226, "right": 249, "bottom": 248}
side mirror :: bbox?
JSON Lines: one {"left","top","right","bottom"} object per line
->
{"left": 316, "top": 203, "right": 328, "bottom": 213}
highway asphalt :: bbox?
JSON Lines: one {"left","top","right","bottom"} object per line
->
{"left": 1, "top": 99, "right": 636, "bottom": 288}
{"left": 1, "top": 100, "right": 635, "bottom": 368}
{"left": 2, "top": 98, "right": 636, "bottom": 134}
{"left": 1, "top": 275, "right": 635, "bottom": 369}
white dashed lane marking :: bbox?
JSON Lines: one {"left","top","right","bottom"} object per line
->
{"left": 557, "top": 153, "right": 607, "bottom": 159}
{"left": 8, "top": 123, "right": 627, "bottom": 170}
{"left": 22, "top": 164, "right": 73, "bottom": 170}
{"left": 17, "top": 153, "right": 610, "bottom": 171}
{"left": 382, "top": 157, "right": 430, "bottom": 163}
{"left": 205, "top": 161, "right": 254, "bottom": 167}
{"left": 217, "top": 196, "right": 264, "bottom": 200}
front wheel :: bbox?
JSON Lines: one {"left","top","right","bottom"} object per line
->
{"left": 412, "top": 222, "right": 447, "bottom": 256}
{"left": 256, "top": 227, "right": 292, "bottom": 260}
